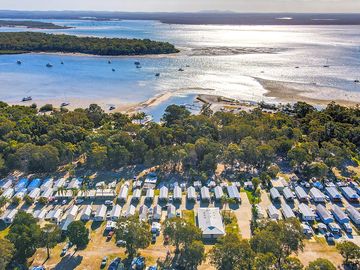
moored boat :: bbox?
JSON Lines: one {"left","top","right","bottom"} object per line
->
{"left": 22, "top": 96, "right": 32, "bottom": 102}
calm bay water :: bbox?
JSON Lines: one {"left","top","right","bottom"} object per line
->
{"left": 0, "top": 19, "right": 360, "bottom": 119}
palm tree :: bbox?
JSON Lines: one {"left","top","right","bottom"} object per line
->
{"left": 71, "top": 188, "right": 79, "bottom": 199}
{"left": 58, "top": 186, "right": 65, "bottom": 196}
{"left": 80, "top": 184, "right": 88, "bottom": 199}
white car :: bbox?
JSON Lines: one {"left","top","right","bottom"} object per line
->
{"left": 105, "top": 200, "right": 114, "bottom": 206}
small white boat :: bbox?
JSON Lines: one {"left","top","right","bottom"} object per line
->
{"left": 46, "top": 63, "right": 53, "bottom": 68}
{"left": 155, "top": 73, "right": 160, "bottom": 77}
{"left": 61, "top": 102, "right": 70, "bottom": 107}
{"left": 22, "top": 96, "right": 32, "bottom": 102}
{"left": 17, "top": 60, "right": 22, "bottom": 65}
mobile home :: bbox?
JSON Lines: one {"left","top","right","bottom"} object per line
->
{"left": 214, "top": 186, "right": 224, "bottom": 201}
{"left": 325, "top": 187, "right": 342, "bottom": 202}
{"left": 331, "top": 205, "right": 349, "bottom": 224}
{"left": 267, "top": 204, "right": 280, "bottom": 220}
{"left": 187, "top": 186, "right": 196, "bottom": 201}
{"left": 159, "top": 186, "right": 169, "bottom": 201}
{"left": 173, "top": 186, "right": 182, "bottom": 201}
{"left": 201, "top": 186, "right": 211, "bottom": 202}
{"left": 94, "top": 205, "right": 107, "bottom": 221}
{"left": 295, "top": 186, "right": 309, "bottom": 202}
{"left": 227, "top": 185, "right": 241, "bottom": 202}
{"left": 282, "top": 187, "right": 295, "bottom": 201}
{"left": 298, "top": 203, "right": 316, "bottom": 221}
{"left": 309, "top": 187, "right": 326, "bottom": 203}
{"left": 110, "top": 204, "right": 122, "bottom": 221}
{"left": 316, "top": 204, "right": 333, "bottom": 224}
{"left": 281, "top": 203, "right": 295, "bottom": 219}
{"left": 270, "top": 187, "right": 281, "bottom": 201}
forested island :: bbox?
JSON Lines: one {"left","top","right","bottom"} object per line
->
{"left": 0, "top": 20, "right": 71, "bottom": 29}
{"left": 0, "top": 32, "right": 179, "bottom": 55}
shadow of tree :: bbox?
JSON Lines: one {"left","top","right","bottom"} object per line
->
{"left": 54, "top": 254, "right": 83, "bottom": 270}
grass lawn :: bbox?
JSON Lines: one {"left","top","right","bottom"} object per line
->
{"left": 182, "top": 210, "right": 195, "bottom": 225}
{"left": 0, "top": 226, "right": 9, "bottom": 239}
{"left": 244, "top": 189, "right": 261, "bottom": 204}
{"left": 222, "top": 210, "right": 239, "bottom": 235}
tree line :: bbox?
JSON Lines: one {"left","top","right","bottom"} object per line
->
{"left": 0, "top": 101, "right": 359, "bottom": 183}
{"left": 0, "top": 32, "right": 179, "bottom": 55}
{"left": 0, "top": 20, "right": 71, "bottom": 29}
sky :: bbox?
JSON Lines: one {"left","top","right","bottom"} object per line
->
{"left": 0, "top": 0, "right": 359, "bottom": 13}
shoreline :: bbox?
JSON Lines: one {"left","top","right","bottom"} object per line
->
{"left": 256, "top": 77, "right": 360, "bottom": 107}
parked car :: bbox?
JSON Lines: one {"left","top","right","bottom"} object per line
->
{"left": 60, "top": 247, "right": 67, "bottom": 257}
{"left": 101, "top": 256, "right": 108, "bottom": 268}
{"left": 325, "top": 232, "right": 334, "bottom": 242}
{"left": 108, "top": 257, "right": 121, "bottom": 270}
{"left": 107, "top": 231, "right": 114, "bottom": 240}
{"left": 75, "top": 199, "right": 84, "bottom": 204}
{"left": 61, "top": 199, "right": 67, "bottom": 205}
{"left": 164, "top": 235, "right": 170, "bottom": 245}
{"left": 151, "top": 234, "right": 157, "bottom": 244}
{"left": 116, "top": 240, "right": 126, "bottom": 247}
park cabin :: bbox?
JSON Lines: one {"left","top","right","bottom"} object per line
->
{"left": 33, "top": 208, "right": 48, "bottom": 220}
{"left": 342, "top": 223, "right": 353, "bottom": 234}
{"left": 94, "top": 205, "right": 107, "bottom": 221}
{"left": 118, "top": 185, "right": 129, "bottom": 202}
{"left": 45, "top": 209, "right": 63, "bottom": 223}
{"left": 66, "top": 205, "right": 79, "bottom": 220}
{"left": 341, "top": 187, "right": 359, "bottom": 203}
{"left": 0, "top": 179, "right": 12, "bottom": 191}
{"left": 110, "top": 204, "right": 122, "bottom": 221}
{"left": 40, "top": 187, "right": 54, "bottom": 200}
{"left": 167, "top": 204, "right": 176, "bottom": 219}
{"left": 298, "top": 203, "right": 316, "bottom": 221}
{"left": 40, "top": 178, "right": 53, "bottom": 192}
{"left": 197, "top": 208, "right": 225, "bottom": 239}
{"left": 281, "top": 203, "right": 295, "bottom": 219}
{"left": 227, "top": 185, "right": 241, "bottom": 202}
{"left": 270, "top": 177, "right": 288, "bottom": 192}
{"left": 173, "top": 186, "right": 182, "bottom": 201}
{"left": 214, "top": 186, "right": 224, "bottom": 201}
{"left": 187, "top": 186, "right": 196, "bottom": 201}
{"left": 53, "top": 178, "right": 66, "bottom": 191}
{"left": 301, "top": 223, "right": 313, "bottom": 235}
{"left": 124, "top": 204, "right": 136, "bottom": 218}
{"left": 200, "top": 186, "right": 211, "bottom": 202}
{"left": 145, "top": 188, "right": 154, "bottom": 202}
{"left": 60, "top": 216, "right": 75, "bottom": 232}
{"left": 325, "top": 187, "right": 342, "bottom": 202}
{"left": 267, "top": 204, "right": 280, "bottom": 220}
{"left": 132, "top": 189, "right": 142, "bottom": 202}
{"left": 1, "top": 208, "right": 18, "bottom": 224}
{"left": 28, "top": 178, "right": 41, "bottom": 191}
{"left": 153, "top": 205, "right": 162, "bottom": 221}
{"left": 270, "top": 187, "right": 281, "bottom": 201}
{"left": 328, "top": 222, "right": 341, "bottom": 234}
{"left": 15, "top": 178, "right": 29, "bottom": 192}
{"left": 349, "top": 182, "right": 360, "bottom": 195}
{"left": 309, "top": 187, "right": 326, "bottom": 203}
{"left": 331, "top": 205, "right": 349, "bottom": 224}
{"left": 80, "top": 205, "right": 92, "bottom": 221}
{"left": 316, "top": 204, "right": 333, "bottom": 224}
{"left": 159, "top": 186, "right": 169, "bottom": 201}
{"left": 346, "top": 205, "right": 360, "bottom": 225}
{"left": 14, "top": 188, "right": 27, "bottom": 199}
{"left": 139, "top": 205, "right": 148, "bottom": 221}
{"left": 1, "top": 187, "right": 14, "bottom": 199}
{"left": 193, "top": 181, "right": 202, "bottom": 190}
{"left": 255, "top": 204, "right": 265, "bottom": 219}
{"left": 282, "top": 187, "right": 295, "bottom": 201}
{"left": 28, "top": 188, "right": 41, "bottom": 200}
{"left": 295, "top": 186, "right": 309, "bottom": 202}
{"left": 67, "top": 178, "right": 81, "bottom": 190}
{"left": 244, "top": 181, "right": 254, "bottom": 190}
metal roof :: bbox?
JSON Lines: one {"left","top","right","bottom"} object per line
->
{"left": 316, "top": 204, "right": 333, "bottom": 224}
{"left": 133, "top": 189, "right": 142, "bottom": 199}
{"left": 95, "top": 205, "right": 107, "bottom": 218}
{"left": 197, "top": 208, "right": 225, "bottom": 236}
{"left": 227, "top": 185, "right": 240, "bottom": 199}
{"left": 173, "top": 186, "right": 182, "bottom": 199}
{"left": 159, "top": 186, "right": 169, "bottom": 199}
{"left": 146, "top": 188, "right": 154, "bottom": 199}
{"left": 341, "top": 187, "right": 359, "bottom": 199}
{"left": 283, "top": 187, "right": 295, "bottom": 200}
{"left": 331, "top": 204, "right": 349, "bottom": 223}
{"left": 309, "top": 187, "right": 326, "bottom": 199}
{"left": 325, "top": 187, "right": 342, "bottom": 199}
{"left": 281, "top": 203, "right": 295, "bottom": 219}
{"left": 346, "top": 205, "right": 360, "bottom": 224}
{"left": 110, "top": 204, "right": 122, "bottom": 219}
{"left": 298, "top": 203, "right": 316, "bottom": 217}
{"left": 187, "top": 186, "right": 196, "bottom": 199}
{"left": 295, "top": 186, "right": 308, "bottom": 199}
{"left": 118, "top": 185, "right": 129, "bottom": 200}
{"left": 167, "top": 204, "right": 176, "bottom": 218}
{"left": 28, "top": 178, "right": 42, "bottom": 191}
{"left": 270, "top": 187, "right": 281, "bottom": 200}
{"left": 125, "top": 204, "right": 136, "bottom": 217}
{"left": 267, "top": 204, "right": 280, "bottom": 220}
{"left": 214, "top": 186, "right": 224, "bottom": 199}
{"left": 201, "top": 186, "right": 210, "bottom": 200}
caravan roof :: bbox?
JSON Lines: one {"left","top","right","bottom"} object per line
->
{"left": 267, "top": 204, "right": 280, "bottom": 220}
{"left": 1, "top": 188, "right": 14, "bottom": 199}
{"left": 145, "top": 188, "right": 154, "bottom": 199}
{"left": 132, "top": 189, "right": 142, "bottom": 200}
{"left": 281, "top": 203, "right": 295, "bottom": 219}
{"left": 167, "top": 204, "right": 176, "bottom": 218}
{"left": 110, "top": 205, "right": 122, "bottom": 220}
{"left": 214, "top": 186, "right": 224, "bottom": 200}
{"left": 125, "top": 204, "right": 136, "bottom": 217}
{"left": 173, "top": 186, "right": 182, "bottom": 200}
{"left": 316, "top": 204, "right": 333, "bottom": 224}
{"left": 227, "top": 185, "right": 241, "bottom": 200}
{"left": 295, "top": 186, "right": 309, "bottom": 200}
{"left": 270, "top": 187, "right": 281, "bottom": 200}
{"left": 198, "top": 208, "right": 225, "bottom": 237}
{"left": 28, "top": 178, "right": 41, "bottom": 191}
{"left": 325, "top": 187, "right": 342, "bottom": 200}
{"left": 331, "top": 205, "right": 349, "bottom": 224}
{"left": 187, "top": 186, "right": 196, "bottom": 200}
{"left": 201, "top": 186, "right": 210, "bottom": 201}
{"left": 118, "top": 185, "right": 129, "bottom": 201}
{"left": 80, "top": 205, "right": 92, "bottom": 221}
{"left": 346, "top": 205, "right": 360, "bottom": 225}
{"left": 28, "top": 188, "right": 41, "bottom": 199}
{"left": 309, "top": 187, "right": 326, "bottom": 201}
{"left": 283, "top": 187, "right": 295, "bottom": 200}
{"left": 159, "top": 186, "right": 169, "bottom": 200}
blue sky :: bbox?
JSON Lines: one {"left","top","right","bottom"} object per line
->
{"left": 0, "top": 0, "right": 359, "bottom": 13}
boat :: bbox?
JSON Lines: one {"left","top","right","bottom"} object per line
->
{"left": 17, "top": 60, "right": 22, "bottom": 65}
{"left": 46, "top": 63, "right": 53, "bottom": 68}
{"left": 61, "top": 61, "right": 64, "bottom": 65}
{"left": 136, "top": 65, "right": 142, "bottom": 69}
{"left": 323, "top": 59, "right": 330, "bottom": 68}
{"left": 178, "top": 68, "right": 184, "bottom": 72}
{"left": 22, "top": 96, "right": 32, "bottom": 102}
{"left": 112, "top": 68, "right": 116, "bottom": 72}
{"left": 61, "top": 102, "right": 70, "bottom": 107}
{"left": 134, "top": 61, "right": 141, "bottom": 66}
{"left": 186, "top": 65, "right": 190, "bottom": 67}
{"left": 295, "top": 66, "right": 299, "bottom": 69}
{"left": 155, "top": 73, "right": 160, "bottom": 77}
{"left": 109, "top": 106, "right": 116, "bottom": 111}
{"left": 355, "top": 80, "right": 360, "bottom": 83}
{"left": 108, "top": 60, "right": 112, "bottom": 64}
